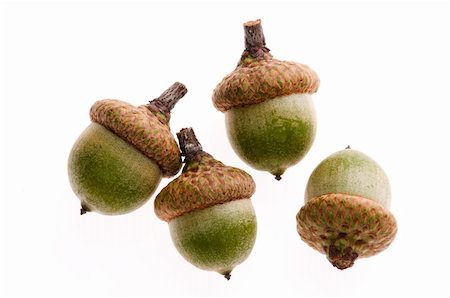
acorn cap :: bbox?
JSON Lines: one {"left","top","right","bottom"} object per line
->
{"left": 154, "top": 128, "right": 256, "bottom": 222}
{"left": 212, "top": 19, "right": 320, "bottom": 112}
{"left": 296, "top": 193, "right": 397, "bottom": 270}
{"left": 90, "top": 82, "right": 187, "bottom": 177}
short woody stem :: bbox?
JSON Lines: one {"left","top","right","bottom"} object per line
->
{"left": 177, "top": 128, "right": 203, "bottom": 163}
{"left": 244, "top": 19, "right": 265, "bottom": 50}
{"left": 149, "top": 82, "right": 187, "bottom": 114}
{"left": 326, "top": 235, "right": 359, "bottom": 270}
{"left": 241, "top": 20, "right": 272, "bottom": 61}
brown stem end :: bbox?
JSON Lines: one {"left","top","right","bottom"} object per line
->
{"left": 346, "top": 145, "right": 352, "bottom": 150}
{"left": 275, "top": 175, "right": 282, "bottom": 181}
{"left": 148, "top": 82, "right": 187, "bottom": 117}
{"left": 242, "top": 19, "right": 271, "bottom": 60}
{"left": 326, "top": 243, "right": 359, "bottom": 270}
{"left": 244, "top": 19, "right": 265, "bottom": 50}
{"left": 80, "top": 208, "right": 87, "bottom": 215}
{"left": 223, "top": 272, "right": 232, "bottom": 280}
{"left": 177, "top": 128, "right": 204, "bottom": 163}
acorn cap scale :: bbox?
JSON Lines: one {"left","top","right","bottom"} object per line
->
{"left": 154, "top": 128, "right": 256, "bottom": 222}
{"left": 90, "top": 82, "right": 187, "bottom": 177}
{"left": 212, "top": 19, "right": 320, "bottom": 112}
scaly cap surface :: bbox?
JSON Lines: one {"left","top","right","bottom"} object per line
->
{"left": 90, "top": 82, "right": 187, "bottom": 177}
{"left": 296, "top": 193, "right": 397, "bottom": 270}
{"left": 154, "top": 128, "right": 256, "bottom": 222}
{"left": 213, "top": 19, "right": 319, "bottom": 112}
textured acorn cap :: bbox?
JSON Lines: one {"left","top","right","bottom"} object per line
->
{"left": 89, "top": 83, "right": 187, "bottom": 177}
{"left": 154, "top": 128, "right": 256, "bottom": 222}
{"left": 296, "top": 193, "right": 397, "bottom": 270}
{"left": 212, "top": 19, "right": 319, "bottom": 112}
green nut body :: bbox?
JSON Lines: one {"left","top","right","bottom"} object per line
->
{"left": 169, "top": 199, "right": 257, "bottom": 277}
{"left": 226, "top": 93, "right": 316, "bottom": 178}
{"left": 305, "top": 149, "right": 391, "bottom": 208}
{"left": 68, "top": 123, "right": 162, "bottom": 215}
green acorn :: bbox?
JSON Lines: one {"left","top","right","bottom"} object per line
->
{"left": 296, "top": 147, "right": 397, "bottom": 269}
{"left": 154, "top": 128, "right": 257, "bottom": 280}
{"left": 213, "top": 19, "right": 320, "bottom": 180}
{"left": 68, "top": 82, "right": 186, "bottom": 215}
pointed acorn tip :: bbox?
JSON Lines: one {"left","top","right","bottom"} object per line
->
{"left": 275, "top": 175, "right": 282, "bottom": 181}
{"left": 80, "top": 208, "right": 87, "bottom": 215}
{"left": 224, "top": 272, "right": 231, "bottom": 280}
{"left": 346, "top": 145, "right": 351, "bottom": 149}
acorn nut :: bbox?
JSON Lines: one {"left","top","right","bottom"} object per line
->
{"left": 296, "top": 147, "right": 397, "bottom": 269}
{"left": 213, "top": 19, "right": 320, "bottom": 180}
{"left": 154, "top": 128, "right": 257, "bottom": 280}
{"left": 68, "top": 82, "right": 187, "bottom": 215}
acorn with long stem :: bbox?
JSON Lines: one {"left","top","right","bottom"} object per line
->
{"left": 155, "top": 128, "right": 257, "bottom": 279}
{"left": 68, "top": 82, "right": 187, "bottom": 215}
{"left": 213, "top": 19, "right": 319, "bottom": 180}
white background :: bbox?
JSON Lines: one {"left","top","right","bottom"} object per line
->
{"left": 1, "top": 1, "right": 449, "bottom": 297}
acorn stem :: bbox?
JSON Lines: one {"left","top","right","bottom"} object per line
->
{"left": 346, "top": 145, "right": 352, "bottom": 149}
{"left": 80, "top": 208, "right": 87, "bottom": 215}
{"left": 326, "top": 242, "right": 359, "bottom": 270}
{"left": 177, "top": 128, "right": 203, "bottom": 163}
{"left": 244, "top": 20, "right": 265, "bottom": 50}
{"left": 224, "top": 272, "right": 232, "bottom": 280}
{"left": 148, "top": 82, "right": 187, "bottom": 114}
{"left": 242, "top": 19, "right": 270, "bottom": 59}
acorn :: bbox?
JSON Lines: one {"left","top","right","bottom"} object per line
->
{"left": 296, "top": 146, "right": 397, "bottom": 270}
{"left": 154, "top": 128, "right": 257, "bottom": 280}
{"left": 212, "top": 19, "right": 320, "bottom": 180}
{"left": 68, "top": 82, "right": 187, "bottom": 215}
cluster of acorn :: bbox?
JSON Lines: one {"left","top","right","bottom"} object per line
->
{"left": 68, "top": 19, "right": 397, "bottom": 279}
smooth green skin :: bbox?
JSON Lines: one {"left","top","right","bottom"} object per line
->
{"left": 169, "top": 199, "right": 257, "bottom": 276}
{"left": 68, "top": 123, "right": 162, "bottom": 215}
{"left": 225, "top": 93, "right": 316, "bottom": 177}
{"left": 305, "top": 149, "right": 391, "bottom": 208}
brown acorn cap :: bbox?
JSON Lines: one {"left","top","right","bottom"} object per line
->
{"left": 154, "top": 128, "right": 256, "bottom": 222}
{"left": 90, "top": 82, "right": 187, "bottom": 177}
{"left": 296, "top": 193, "right": 397, "bottom": 270}
{"left": 212, "top": 19, "right": 320, "bottom": 112}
